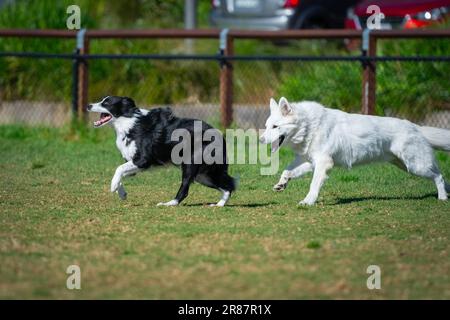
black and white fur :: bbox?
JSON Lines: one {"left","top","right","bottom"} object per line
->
{"left": 87, "top": 96, "right": 236, "bottom": 207}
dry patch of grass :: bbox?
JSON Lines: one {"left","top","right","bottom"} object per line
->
{"left": 0, "top": 126, "right": 449, "bottom": 299}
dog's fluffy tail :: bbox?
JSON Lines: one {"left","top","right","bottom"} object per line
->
{"left": 419, "top": 126, "right": 450, "bottom": 151}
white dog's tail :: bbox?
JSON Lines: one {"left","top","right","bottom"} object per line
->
{"left": 419, "top": 126, "right": 450, "bottom": 151}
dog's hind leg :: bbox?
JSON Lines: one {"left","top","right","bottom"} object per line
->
{"left": 157, "top": 164, "right": 198, "bottom": 206}
{"left": 212, "top": 173, "right": 236, "bottom": 207}
{"left": 299, "top": 155, "right": 334, "bottom": 206}
{"left": 434, "top": 174, "right": 448, "bottom": 200}
{"left": 392, "top": 142, "right": 447, "bottom": 200}
{"left": 195, "top": 169, "right": 235, "bottom": 207}
{"left": 111, "top": 161, "right": 140, "bottom": 200}
{"left": 210, "top": 189, "right": 231, "bottom": 207}
{"left": 274, "top": 154, "right": 313, "bottom": 191}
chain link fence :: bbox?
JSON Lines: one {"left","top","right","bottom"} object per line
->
{"left": 0, "top": 56, "right": 72, "bottom": 126}
{"left": 232, "top": 60, "right": 363, "bottom": 128}
{"left": 232, "top": 59, "right": 450, "bottom": 129}
{"left": 86, "top": 58, "right": 222, "bottom": 127}
{"left": 1, "top": 31, "right": 449, "bottom": 129}
{"left": 377, "top": 60, "right": 450, "bottom": 128}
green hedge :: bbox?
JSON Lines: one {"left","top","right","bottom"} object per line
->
{"left": 0, "top": 0, "right": 448, "bottom": 119}
{"left": 277, "top": 37, "right": 450, "bottom": 117}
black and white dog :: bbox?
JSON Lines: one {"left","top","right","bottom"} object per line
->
{"left": 87, "top": 96, "right": 236, "bottom": 207}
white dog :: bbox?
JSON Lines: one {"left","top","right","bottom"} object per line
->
{"left": 259, "top": 97, "right": 450, "bottom": 205}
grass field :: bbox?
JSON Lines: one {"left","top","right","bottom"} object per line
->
{"left": 0, "top": 125, "right": 449, "bottom": 299}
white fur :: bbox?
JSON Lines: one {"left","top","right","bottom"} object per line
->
{"left": 110, "top": 114, "right": 139, "bottom": 200}
{"left": 157, "top": 199, "right": 179, "bottom": 206}
{"left": 260, "top": 97, "right": 449, "bottom": 205}
{"left": 111, "top": 161, "right": 140, "bottom": 199}
{"left": 419, "top": 126, "right": 450, "bottom": 151}
{"left": 89, "top": 96, "right": 108, "bottom": 111}
{"left": 90, "top": 97, "right": 140, "bottom": 162}
{"left": 210, "top": 189, "right": 230, "bottom": 207}
{"left": 113, "top": 117, "right": 137, "bottom": 162}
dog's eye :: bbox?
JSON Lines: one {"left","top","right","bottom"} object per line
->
{"left": 272, "top": 125, "right": 278, "bottom": 129}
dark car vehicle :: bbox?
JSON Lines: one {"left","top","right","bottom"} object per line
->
{"left": 345, "top": 0, "right": 450, "bottom": 29}
{"left": 210, "top": 0, "right": 361, "bottom": 30}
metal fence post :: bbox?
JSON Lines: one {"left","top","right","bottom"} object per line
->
{"left": 219, "top": 29, "right": 233, "bottom": 128}
{"left": 76, "top": 29, "right": 89, "bottom": 120}
{"left": 72, "top": 48, "right": 79, "bottom": 118}
{"left": 361, "top": 29, "right": 377, "bottom": 115}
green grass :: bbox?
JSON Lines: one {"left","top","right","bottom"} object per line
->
{"left": 0, "top": 125, "right": 449, "bottom": 299}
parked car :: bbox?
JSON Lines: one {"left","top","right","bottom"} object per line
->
{"left": 345, "top": 0, "right": 450, "bottom": 30}
{"left": 210, "top": 0, "right": 360, "bottom": 30}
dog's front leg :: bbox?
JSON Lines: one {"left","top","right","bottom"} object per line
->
{"left": 111, "top": 161, "right": 140, "bottom": 200}
{"left": 117, "top": 184, "right": 127, "bottom": 200}
{"left": 299, "top": 156, "right": 333, "bottom": 206}
{"left": 157, "top": 179, "right": 191, "bottom": 207}
{"left": 157, "top": 165, "right": 197, "bottom": 206}
{"left": 274, "top": 155, "right": 312, "bottom": 191}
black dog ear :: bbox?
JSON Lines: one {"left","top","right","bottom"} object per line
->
{"left": 122, "top": 97, "right": 136, "bottom": 108}
{"left": 121, "top": 97, "right": 137, "bottom": 117}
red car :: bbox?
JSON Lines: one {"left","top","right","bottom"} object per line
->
{"left": 345, "top": 0, "right": 450, "bottom": 29}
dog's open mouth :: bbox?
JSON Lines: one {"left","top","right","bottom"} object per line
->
{"left": 271, "top": 135, "right": 285, "bottom": 153}
{"left": 93, "top": 113, "right": 112, "bottom": 127}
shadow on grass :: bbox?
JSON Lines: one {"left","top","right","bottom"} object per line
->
{"left": 185, "top": 201, "right": 278, "bottom": 208}
{"left": 333, "top": 192, "right": 437, "bottom": 205}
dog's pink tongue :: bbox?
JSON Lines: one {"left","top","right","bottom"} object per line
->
{"left": 94, "top": 115, "right": 111, "bottom": 127}
{"left": 271, "top": 142, "right": 278, "bottom": 153}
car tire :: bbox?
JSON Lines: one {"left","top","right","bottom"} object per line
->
{"left": 291, "top": 6, "right": 330, "bottom": 29}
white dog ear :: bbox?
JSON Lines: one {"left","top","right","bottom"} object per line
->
{"left": 269, "top": 97, "right": 278, "bottom": 113}
{"left": 279, "top": 97, "right": 292, "bottom": 116}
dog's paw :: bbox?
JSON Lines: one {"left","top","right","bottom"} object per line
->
{"left": 117, "top": 185, "right": 127, "bottom": 200}
{"left": 209, "top": 200, "right": 226, "bottom": 207}
{"left": 298, "top": 198, "right": 316, "bottom": 206}
{"left": 273, "top": 183, "right": 287, "bottom": 192}
{"left": 157, "top": 200, "right": 179, "bottom": 207}
{"left": 298, "top": 200, "right": 314, "bottom": 206}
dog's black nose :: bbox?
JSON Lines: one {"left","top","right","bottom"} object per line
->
{"left": 86, "top": 104, "right": 92, "bottom": 111}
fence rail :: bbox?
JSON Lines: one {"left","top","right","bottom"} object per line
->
{"left": 1, "top": 28, "right": 449, "bottom": 127}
